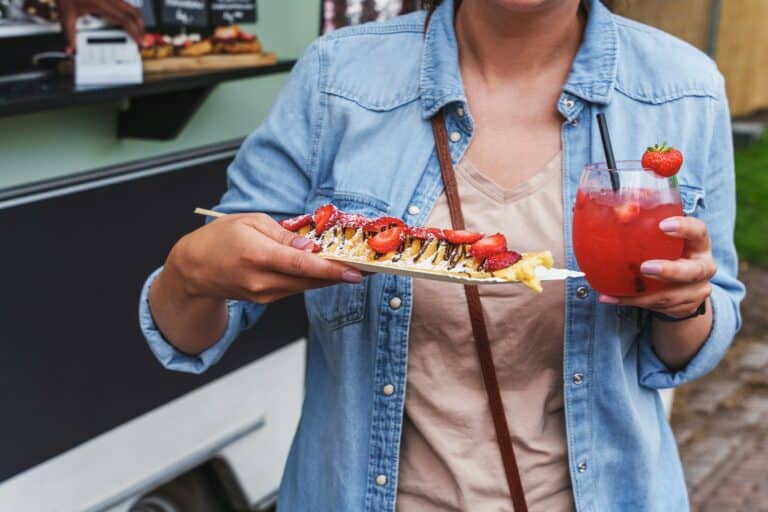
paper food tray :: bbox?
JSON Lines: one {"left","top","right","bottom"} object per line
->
{"left": 319, "top": 254, "right": 584, "bottom": 285}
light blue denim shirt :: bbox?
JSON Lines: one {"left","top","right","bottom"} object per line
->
{"left": 139, "top": 1, "right": 744, "bottom": 510}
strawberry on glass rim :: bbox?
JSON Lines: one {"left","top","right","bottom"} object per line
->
{"left": 641, "top": 142, "right": 683, "bottom": 178}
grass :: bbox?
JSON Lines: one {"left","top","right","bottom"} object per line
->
{"left": 734, "top": 134, "right": 768, "bottom": 266}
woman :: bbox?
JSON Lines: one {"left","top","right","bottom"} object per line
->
{"left": 140, "top": 0, "right": 744, "bottom": 510}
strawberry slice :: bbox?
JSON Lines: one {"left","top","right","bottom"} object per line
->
{"left": 338, "top": 213, "right": 368, "bottom": 229}
{"left": 367, "top": 226, "right": 405, "bottom": 254}
{"left": 363, "top": 216, "right": 406, "bottom": 233}
{"left": 484, "top": 251, "right": 522, "bottom": 271}
{"left": 408, "top": 227, "right": 445, "bottom": 240}
{"left": 444, "top": 229, "right": 484, "bottom": 245}
{"left": 279, "top": 213, "right": 312, "bottom": 232}
{"left": 613, "top": 202, "right": 640, "bottom": 223}
{"left": 470, "top": 233, "right": 507, "bottom": 260}
{"left": 313, "top": 204, "right": 339, "bottom": 234}
{"left": 237, "top": 31, "right": 256, "bottom": 42}
{"left": 141, "top": 32, "right": 164, "bottom": 48}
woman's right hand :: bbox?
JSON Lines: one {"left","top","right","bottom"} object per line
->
{"left": 166, "top": 212, "right": 363, "bottom": 304}
{"left": 149, "top": 213, "right": 362, "bottom": 354}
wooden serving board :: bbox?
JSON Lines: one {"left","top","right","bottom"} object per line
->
{"left": 142, "top": 52, "right": 277, "bottom": 74}
{"left": 319, "top": 254, "right": 584, "bottom": 286}
{"left": 58, "top": 52, "right": 278, "bottom": 76}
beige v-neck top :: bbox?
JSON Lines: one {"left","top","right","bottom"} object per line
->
{"left": 397, "top": 153, "right": 574, "bottom": 512}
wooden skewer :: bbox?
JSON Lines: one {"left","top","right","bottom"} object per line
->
{"left": 194, "top": 207, "right": 225, "bottom": 219}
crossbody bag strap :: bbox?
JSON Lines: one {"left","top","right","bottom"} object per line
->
{"left": 431, "top": 111, "right": 529, "bottom": 512}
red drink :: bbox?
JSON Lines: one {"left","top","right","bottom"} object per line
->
{"left": 572, "top": 163, "right": 684, "bottom": 297}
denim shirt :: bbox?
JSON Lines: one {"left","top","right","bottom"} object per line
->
{"left": 139, "top": 1, "right": 744, "bottom": 510}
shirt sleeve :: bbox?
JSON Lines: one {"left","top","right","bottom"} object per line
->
{"left": 138, "top": 40, "right": 325, "bottom": 374}
{"left": 139, "top": 267, "right": 266, "bottom": 374}
{"left": 639, "top": 77, "right": 746, "bottom": 389}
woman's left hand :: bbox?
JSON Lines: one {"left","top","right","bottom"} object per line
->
{"left": 599, "top": 216, "right": 716, "bottom": 318}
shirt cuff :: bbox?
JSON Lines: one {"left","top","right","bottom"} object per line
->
{"left": 138, "top": 267, "right": 265, "bottom": 374}
{"left": 639, "top": 284, "right": 738, "bottom": 389}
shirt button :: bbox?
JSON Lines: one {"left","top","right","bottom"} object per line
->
{"left": 569, "top": 118, "right": 579, "bottom": 126}
{"left": 408, "top": 205, "right": 420, "bottom": 215}
{"left": 382, "top": 384, "right": 395, "bottom": 396}
{"left": 449, "top": 131, "right": 462, "bottom": 143}
{"left": 376, "top": 474, "right": 388, "bottom": 486}
{"left": 563, "top": 98, "right": 575, "bottom": 110}
{"left": 572, "top": 373, "right": 584, "bottom": 385}
{"left": 576, "top": 286, "right": 589, "bottom": 299}
{"left": 456, "top": 107, "right": 465, "bottom": 117}
{"left": 577, "top": 462, "right": 587, "bottom": 473}
{"left": 389, "top": 296, "right": 402, "bottom": 309}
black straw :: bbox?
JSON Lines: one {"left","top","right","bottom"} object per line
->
{"left": 597, "top": 113, "right": 621, "bottom": 192}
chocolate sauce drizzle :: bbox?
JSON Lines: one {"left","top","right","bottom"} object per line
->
{"left": 413, "top": 237, "right": 433, "bottom": 262}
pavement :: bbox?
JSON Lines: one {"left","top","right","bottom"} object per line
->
{"left": 671, "top": 265, "right": 768, "bottom": 511}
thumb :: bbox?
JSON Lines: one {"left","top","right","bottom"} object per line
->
{"left": 241, "top": 213, "right": 316, "bottom": 251}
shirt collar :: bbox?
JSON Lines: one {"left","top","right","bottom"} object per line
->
{"left": 419, "top": 0, "right": 618, "bottom": 119}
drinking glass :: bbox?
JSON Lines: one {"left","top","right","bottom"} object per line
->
{"left": 572, "top": 161, "right": 684, "bottom": 297}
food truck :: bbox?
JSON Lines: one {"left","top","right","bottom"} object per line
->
{"left": 0, "top": 1, "right": 315, "bottom": 510}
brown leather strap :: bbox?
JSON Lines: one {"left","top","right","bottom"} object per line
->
{"left": 431, "top": 112, "right": 529, "bottom": 512}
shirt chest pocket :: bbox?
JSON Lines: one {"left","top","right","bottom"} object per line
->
{"left": 679, "top": 183, "right": 706, "bottom": 216}
{"left": 304, "top": 191, "right": 390, "bottom": 329}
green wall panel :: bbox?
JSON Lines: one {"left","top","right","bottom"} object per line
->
{"left": 0, "top": 0, "right": 319, "bottom": 190}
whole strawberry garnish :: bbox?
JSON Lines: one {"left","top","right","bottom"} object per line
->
{"left": 641, "top": 142, "right": 683, "bottom": 177}
{"left": 444, "top": 229, "right": 484, "bottom": 245}
{"left": 313, "top": 204, "right": 339, "bottom": 234}
{"left": 367, "top": 226, "right": 405, "bottom": 254}
{"left": 470, "top": 233, "right": 507, "bottom": 260}
{"left": 279, "top": 213, "right": 312, "bottom": 232}
{"left": 484, "top": 251, "right": 522, "bottom": 271}
{"left": 363, "top": 216, "right": 406, "bottom": 233}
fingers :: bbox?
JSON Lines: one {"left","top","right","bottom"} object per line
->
{"left": 600, "top": 281, "right": 712, "bottom": 317}
{"left": 265, "top": 243, "right": 364, "bottom": 283}
{"left": 640, "top": 257, "right": 717, "bottom": 284}
{"left": 240, "top": 213, "right": 302, "bottom": 247}
{"left": 659, "top": 216, "right": 711, "bottom": 253}
{"left": 242, "top": 273, "right": 340, "bottom": 304}
{"left": 113, "top": 0, "right": 144, "bottom": 44}
{"left": 233, "top": 213, "right": 363, "bottom": 283}
{"left": 87, "top": 0, "right": 144, "bottom": 44}
{"left": 59, "top": 0, "right": 78, "bottom": 53}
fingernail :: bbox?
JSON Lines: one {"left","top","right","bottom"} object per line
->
{"left": 291, "top": 237, "right": 314, "bottom": 250}
{"left": 600, "top": 295, "right": 620, "bottom": 304}
{"left": 659, "top": 219, "right": 680, "bottom": 232}
{"left": 342, "top": 269, "right": 363, "bottom": 283}
{"left": 640, "top": 261, "right": 662, "bottom": 276}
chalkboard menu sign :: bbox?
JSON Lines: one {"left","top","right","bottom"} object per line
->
{"left": 160, "top": 0, "right": 209, "bottom": 28}
{"left": 210, "top": 0, "right": 256, "bottom": 25}
{"left": 127, "top": 0, "right": 157, "bottom": 27}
